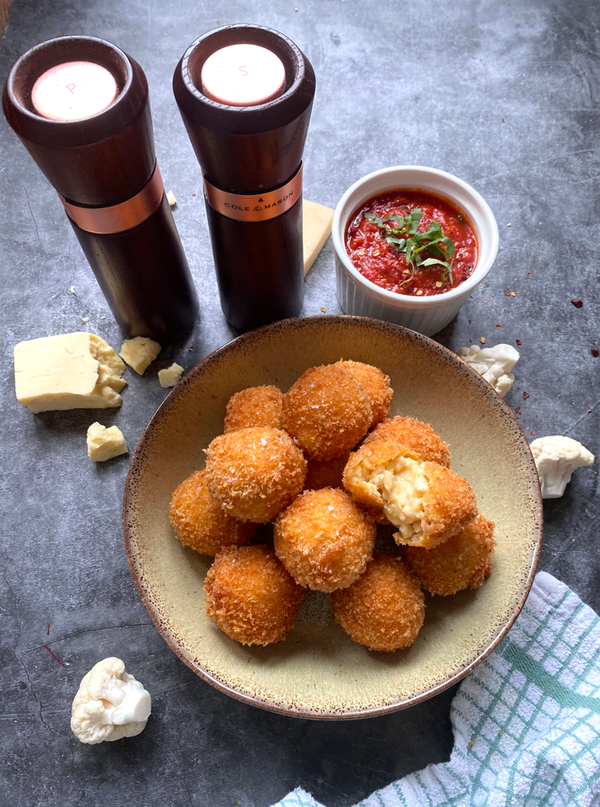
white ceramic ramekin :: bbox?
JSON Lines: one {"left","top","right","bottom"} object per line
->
{"left": 333, "top": 166, "right": 499, "bottom": 336}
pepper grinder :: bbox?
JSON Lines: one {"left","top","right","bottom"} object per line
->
{"left": 173, "top": 25, "right": 315, "bottom": 332}
{"left": 3, "top": 36, "right": 199, "bottom": 340}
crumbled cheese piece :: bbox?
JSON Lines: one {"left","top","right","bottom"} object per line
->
{"left": 87, "top": 422, "right": 128, "bottom": 462}
{"left": 14, "top": 332, "right": 126, "bottom": 413}
{"left": 120, "top": 336, "right": 162, "bottom": 375}
{"left": 166, "top": 190, "right": 177, "bottom": 208}
{"left": 81, "top": 317, "right": 89, "bottom": 323}
{"left": 303, "top": 200, "right": 334, "bottom": 275}
{"left": 158, "top": 363, "right": 184, "bottom": 388}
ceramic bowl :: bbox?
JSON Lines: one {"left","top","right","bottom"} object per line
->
{"left": 333, "top": 166, "right": 499, "bottom": 336}
{"left": 123, "top": 316, "right": 541, "bottom": 719}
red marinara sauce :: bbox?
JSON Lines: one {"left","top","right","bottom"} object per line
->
{"left": 345, "top": 190, "right": 478, "bottom": 296}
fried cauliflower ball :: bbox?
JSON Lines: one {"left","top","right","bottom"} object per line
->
{"left": 204, "top": 545, "right": 305, "bottom": 646}
{"left": 274, "top": 488, "right": 376, "bottom": 592}
{"left": 303, "top": 453, "right": 350, "bottom": 491}
{"left": 224, "top": 385, "right": 283, "bottom": 433}
{"left": 170, "top": 470, "right": 257, "bottom": 555}
{"left": 334, "top": 360, "right": 393, "bottom": 428}
{"left": 206, "top": 427, "right": 307, "bottom": 523}
{"left": 364, "top": 416, "right": 451, "bottom": 467}
{"left": 281, "top": 364, "right": 372, "bottom": 461}
{"left": 402, "top": 513, "right": 496, "bottom": 596}
{"left": 330, "top": 554, "right": 425, "bottom": 652}
{"left": 343, "top": 441, "right": 477, "bottom": 549}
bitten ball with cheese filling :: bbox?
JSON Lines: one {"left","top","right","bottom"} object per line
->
{"left": 274, "top": 488, "right": 376, "bottom": 592}
{"left": 330, "top": 554, "right": 425, "bottom": 652}
{"left": 334, "top": 360, "right": 393, "bottom": 428}
{"left": 206, "top": 427, "right": 307, "bottom": 523}
{"left": 343, "top": 441, "right": 477, "bottom": 549}
{"left": 224, "top": 385, "right": 283, "bottom": 432}
{"left": 402, "top": 513, "right": 496, "bottom": 596}
{"left": 363, "top": 415, "right": 451, "bottom": 467}
{"left": 169, "top": 470, "right": 257, "bottom": 555}
{"left": 281, "top": 364, "right": 372, "bottom": 461}
{"left": 204, "top": 545, "right": 305, "bottom": 646}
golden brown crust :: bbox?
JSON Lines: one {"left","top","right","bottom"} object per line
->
{"left": 205, "top": 427, "right": 307, "bottom": 523}
{"left": 204, "top": 545, "right": 305, "bottom": 646}
{"left": 169, "top": 470, "right": 257, "bottom": 555}
{"left": 402, "top": 513, "right": 496, "bottom": 596}
{"left": 330, "top": 554, "right": 425, "bottom": 652}
{"left": 363, "top": 416, "right": 451, "bottom": 467}
{"left": 224, "top": 385, "right": 283, "bottom": 433}
{"left": 416, "top": 462, "right": 478, "bottom": 549}
{"left": 334, "top": 360, "right": 393, "bottom": 428}
{"left": 281, "top": 364, "right": 373, "bottom": 461}
{"left": 274, "top": 488, "right": 376, "bottom": 592}
{"left": 303, "top": 452, "right": 349, "bottom": 491}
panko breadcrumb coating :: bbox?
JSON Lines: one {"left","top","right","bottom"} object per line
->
{"left": 274, "top": 488, "right": 376, "bottom": 592}
{"left": 364, "top": 416, "right": 451, "bottom": 467}
{"left": 303, "top": 453, "right": 349, "bottom": 491}
{"left": 334, "top": 360, "right": 393, "bottom": 428}
{"left": 343, "top": 441, "right": 477, "bottom": 549}
{"left": 224, "top": 385, "right": 283, "bottom": 432}
{"left": 281, "top": 364, "right": 372, "bottom": 461}
{"left": 402, "top": 513, "right": 496, "bottom": 596}
{"left": 170, "top": 470, "right": 257, "bottom": 555}
{"left": 204, "top": 545, "right": 305, "bottom": 646}
{"left": 206, "top": 427, "right": 307, "bottom": 523}
{"left": 331, "top": 554, "right": 425, "bottom": 651}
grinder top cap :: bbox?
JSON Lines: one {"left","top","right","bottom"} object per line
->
{"left": 201, "top": 43, "right": 285, "bottom": 106}
{"left": 31, "top": 60, "right": 119, "bottom": 121}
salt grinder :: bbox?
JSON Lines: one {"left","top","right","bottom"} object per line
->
{"left": 3, "top": 36, "right": 199, "bottom": 339}
{"left": 173, "top": 25, "right": 315, "bottom": 332}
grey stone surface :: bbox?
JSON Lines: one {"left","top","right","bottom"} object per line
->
{"left": 0, "top": 0, "right": 598, "bottom": 805}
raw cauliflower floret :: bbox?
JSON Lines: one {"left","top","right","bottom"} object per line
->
{"left": 71, "top": 657, "right": 151, "bottom": 744}
{"left": 530, "top": 436, "right": 595, "bottom": 498}
{"left": 457, "top": 344, "right": 519, "bottom": 397}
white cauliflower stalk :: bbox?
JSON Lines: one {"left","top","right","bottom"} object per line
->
{"left": 530, "top": 436, "right": 595, "bottom": 499}
{"left": 457, "top": 344, "right": 520, "bottom": 397}
{"left": 71, "top": 657, "right": 151, "bottom": 744}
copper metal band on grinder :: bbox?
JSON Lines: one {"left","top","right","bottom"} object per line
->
{"left": 57, "top": 163, "right": 164, "bottom": 234}
{"left": 204, "top": 164, "right": 303, "bottom": 222}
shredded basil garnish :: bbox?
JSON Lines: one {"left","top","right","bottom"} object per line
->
{"left": 364, "top": 208, "right": 455, "bottom": 287}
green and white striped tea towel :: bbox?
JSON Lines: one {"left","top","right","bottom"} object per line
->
{"left": 273, "top": 571, "right": 600, "bottom": 807}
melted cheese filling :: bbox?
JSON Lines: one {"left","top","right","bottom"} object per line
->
{"left": 365, "top": 456, "right": 429, "bottom": 540}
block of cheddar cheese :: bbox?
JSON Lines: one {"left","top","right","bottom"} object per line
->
{"left": 303, "top": 200, "right": 334, "bottom": 275}
{"left": 14, "top": 332, "right": 126, "bottom": 413}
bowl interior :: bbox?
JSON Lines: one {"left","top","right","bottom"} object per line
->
{"left": 123, "top": 316, "right": 541, "bottom": 719}
{"left": 332, "top": 166, "right": 499, "bottom": 304}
